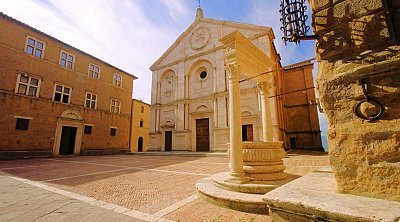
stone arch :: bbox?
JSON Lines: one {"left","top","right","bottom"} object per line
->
{"left": 159, "top": 69, "right": 177, "bottom": 82}
{"left": 186, "top": 59, "right": 215, "bottom": 77}
{"left": 241, "top": 106, "right": 257, "bottom": 117}
{"left": 196, "top": 105, "right": 209, "bottom": 112}
{"left": 59, "top": 109, "right": 83, "bottom": 121}
{"left": 159, "top": 69, "right": 177, "bottom": 103}
{"left": 242, "top": 111, "right": 253, "bottom": 117}
{"left": 161, "top": 118, "right": 175, "bottom": 128}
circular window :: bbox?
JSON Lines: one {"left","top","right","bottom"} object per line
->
{"left": 200, "top": 71, "right": 207, "bottom": 79}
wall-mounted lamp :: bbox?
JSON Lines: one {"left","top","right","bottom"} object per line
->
{"left": 280, "top": 0, "right": 318, "bottom": 45}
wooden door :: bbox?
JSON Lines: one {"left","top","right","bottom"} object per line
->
{"left": 241, "top": 124, "right": 254, "bottom": 141}
{"left": 165, "top": 131, "right": 172, "bottom": 152}
{"left": 290, "top": 137, "right": 297, "bottom": 149}
{"left": 246, "top": 124, "right": 253, "bottom": 141}
{"left": 196, "top": 118, "right": 210, "bottom": 152}
{"left": 59, "top": 126, "right": 77, "bottom": 155}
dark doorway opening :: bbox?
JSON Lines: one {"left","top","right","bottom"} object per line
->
{"left": 196, "top": 118, "right": 210, "bottom": 152}
{"left": 165, "top": 131, "right": 172, "bottom": 152}
{"left": 59, "top": 126, "right": 77, "bottom": 155}
{"left": 290, "top": 137, "right": 297, "bottom": 149}
{"left": 242, "top": 124, "right": 254, "bottom": 141}
{"left": 138, "top": 137, "right": 143, "bottom": 152}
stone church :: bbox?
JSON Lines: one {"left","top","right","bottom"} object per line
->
{"left": 149, "top": 8, "right": 323, "bottom": 152}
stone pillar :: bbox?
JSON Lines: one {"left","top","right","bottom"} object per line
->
{"left": 156, "top": 82, "right": 161, "bottom": 104}
{"left": 184, "top": 75, "right": 189, "bottom": 99}
{"left": 308, "top": 0, "right": 400, "bottom": 200}
{"left": 258, "top": 82, "right": 273, "bottom": 142}
{"left": 155, "top": 108, "right": 160, "bottom": 132}
{"left": 213, "top": 98, "right": 218, "bottom": 127}
{"left": 226, "top": 63, "right": 247, "bottom": 183}
{"left": 184, "top": 103, "right": 189, "bottom": 130}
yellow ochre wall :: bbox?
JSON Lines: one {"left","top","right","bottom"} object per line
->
{"left": 130, "top": 99, "right": 150, "bottom": 152}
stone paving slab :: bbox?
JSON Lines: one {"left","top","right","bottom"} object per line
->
{"left": 0, "top": 174, "right": 145, "bottom": 222}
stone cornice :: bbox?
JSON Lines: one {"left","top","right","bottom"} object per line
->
{"left": 150, "top": 87, "right": 257, "bottom": 109}
{"left": 150, "top": 18, "right": 273, "bottom": 71}
{"left": 219, "top": 31, "right": 275, "bottom": 83}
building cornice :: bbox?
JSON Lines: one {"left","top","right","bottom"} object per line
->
{"left": 0, "top": 90, "right": 132, "bottom": 118}
{"left": 0, "top": 12, "right": 137, "bottom": 79}
{"left": 150, "top": 17, "right": 273, "bottom": 71}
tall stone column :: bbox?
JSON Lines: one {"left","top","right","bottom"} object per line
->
{"left": 258, "top": 82, "right": 273, "bottom": 141}
{"left": 156, "top": 82, "right": 161, "bottom": 104}
{"left": 226, "top": 63, "right": 247, "bottom": 182}
{"left": 155, "top": 108, "right": 160, "bottom": 132}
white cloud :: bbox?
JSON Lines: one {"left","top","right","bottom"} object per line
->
{"left": 1, "top": 0, "right": 194, "bottom": 103}
{"left": 1, "top": 0, "right": 329, "bottom": 135}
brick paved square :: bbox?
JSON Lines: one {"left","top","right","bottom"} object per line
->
{"left": 0, "top": 151, "right": 329, "bottom": 221}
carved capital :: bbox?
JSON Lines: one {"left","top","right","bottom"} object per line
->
{"left": 225, "top": 63, "right": 241, "bottom": 80}
{"left": 257, "top": 81, "right": 271, "bottom": 94}
{"left": 225, "top": 46, "right": 237, "bottom": 64}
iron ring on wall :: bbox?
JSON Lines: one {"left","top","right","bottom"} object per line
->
{"left": 354, "top": 99, "right": 384, "bottom": 121}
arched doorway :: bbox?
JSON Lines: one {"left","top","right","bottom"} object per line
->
{"left": 138, "top": 137, "right": 143, "bottom": 152}
{"left": 53, "top": 109, "right": 84, "bottom": 156}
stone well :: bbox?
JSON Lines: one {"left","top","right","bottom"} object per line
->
{"left": 242, "top": 141, "right": 286, "bottom": 181}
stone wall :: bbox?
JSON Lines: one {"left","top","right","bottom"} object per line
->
{"left": 309, "top": 0, "right": 400, "bottom": 200}
{"left": 0, "top": 13, "right": 133, "bottom": 157}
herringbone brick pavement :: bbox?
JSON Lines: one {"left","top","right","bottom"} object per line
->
{"left": 0, "top": 151, "right": 329, "bottom": 221}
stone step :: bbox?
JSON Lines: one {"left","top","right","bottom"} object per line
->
{"left": 196, "top": 177, "right": 269, "bottom": 215}
{"left": 211, "top": 172, "right": 298, "bottom": 194}
{"left": 129, "top": 151, "right": 227, "bottom": 157}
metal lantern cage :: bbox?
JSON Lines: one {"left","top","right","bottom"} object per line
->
{"left": 280, "top": 0, "right": 318, "bottom": 45}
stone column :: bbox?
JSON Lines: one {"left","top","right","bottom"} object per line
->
{"left": 184, "top": 103, "right": 189, "bottom": 130}
{"left": 258, "top": 82, "right": 273, "bottom": 141}
{"left": 156, "top": 82, "right": 161, "bottom": 104}
{"left": 184, "top": 75, "right": 189, "bottom": 98}
{"left": 155, "top": 108, "right": 160, "bottom": 132}
{"left": 213, "top": 98, "right": 218, "bottom": 127}
{"left": 226, "top": 63, "right": 247, "bottom": 183}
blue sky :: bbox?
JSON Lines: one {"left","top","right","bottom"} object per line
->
{"left": 0, "top": 0, "right": 327, "bottom": 136}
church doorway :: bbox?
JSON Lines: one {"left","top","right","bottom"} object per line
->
{"left": 165, "top": 131, "right": 172, "bottom": 152}
{"left": 242, "top": 124, "right": 254, "bottom": 141}
{"left": 59, "top": 126, "right": 77, "bottom": 155}
{"left": 196, "top": 118, "right": 210, "bottom": 152}
{"left": 138, "top": 137, "right": 143, "bottom": 152}
{"left": 290, "top": 137, "right": 297, "bottom": 149}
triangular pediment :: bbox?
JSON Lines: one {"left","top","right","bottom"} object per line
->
{"left": 150, "top": 17, "right": 274, "bottom": 71}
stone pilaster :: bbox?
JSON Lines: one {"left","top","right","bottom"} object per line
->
{"left": 258, "top": 82, "right": 274, "bottom": 142}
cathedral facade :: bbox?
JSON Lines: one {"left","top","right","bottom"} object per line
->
{"left": 149, "top": 9, "right": 322, "bottom": 152}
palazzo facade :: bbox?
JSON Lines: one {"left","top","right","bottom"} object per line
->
{"left": 0, "top": 12, "right": 137, "bottom": 157}
{"left": 149, "top": 9, "right": 323, "bottom": 152}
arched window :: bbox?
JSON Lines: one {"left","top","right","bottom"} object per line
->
{"left": 141, "top": 106, "right": 144, "bottom": 113}
{"left": 140, "top": 119, "right": 143, "bottom": 127}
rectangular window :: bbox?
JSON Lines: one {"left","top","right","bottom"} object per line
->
{"left": 110, "top": 99, "right": 121, "bottom": 114}
{"left": 53, "top": 84, "right": 71, "bottom": 103}
{"left": 85, "top": 92, "right": 97, "bottom": 109}
{"left": 25, "top": 36, "right": 45, "bottom": 58}
{"left": 15, "top": 74, "right": 41, "bottom": 97}
{"left": 113, "top": 74, "right": 122, "bottom": 87}
{"left": 60, "top": 50, "right": 75, "bottom": 69}
{"left": 16, "top": 118, "right": 29, "bottom": 130}
{"left": 84, "top": 125, "right": 92, "bottom": 135}
{"left": 88, "top": 63, "right": 100, "bottom": 79}
{"left": 110, "top": 127, "right": 117, "bottom": 136}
